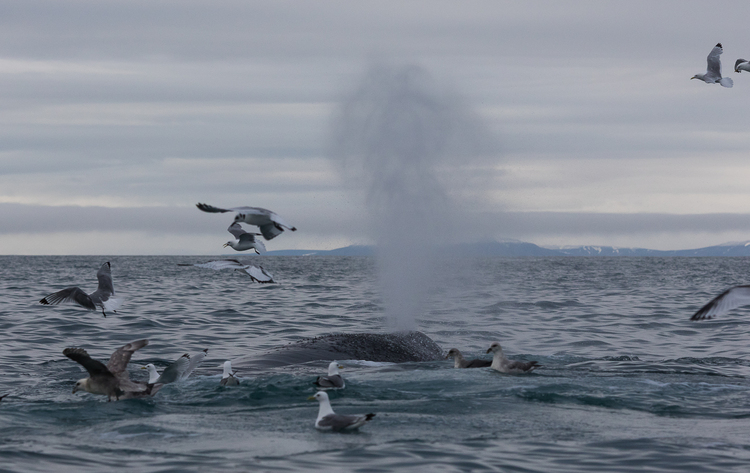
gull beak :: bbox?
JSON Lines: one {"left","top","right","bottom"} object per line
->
{"left": 486, "top": 348, "right": 492, "bottom": 353}
{"left": 338, "top": 365, "right": 344, "bottom": 370}
{"left": 444, "top": 354, "right": 450, "bottom": 359}
{"left": 223, "top": 243, "right": 230, "bottom": 248}
{"left": 307, "top": 395, "right": 316, "bottom": 401}
{"left": 140, "top": 366, "right": 146, "bottom": 370}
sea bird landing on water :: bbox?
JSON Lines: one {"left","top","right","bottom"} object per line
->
{"left": 486, "top": 342, "right": 540, "bottom": 374}
{"left": 142, "top": 349, "right": 208, "bottom": 384}
{"left": 691, "top": 43, "right": 733, "bottom": 87}
{"left": 196, "top": 203, "right": 297, "bottom": 240}
{"left": 39, "top": 262, "right": 122, "bottom": 317}
{"left": 63, "top": 339, "right": 162, "bottom": 401}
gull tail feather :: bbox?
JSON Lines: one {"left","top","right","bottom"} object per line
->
{"left": 719, "top": 77, "right": 734, "bottom": 88}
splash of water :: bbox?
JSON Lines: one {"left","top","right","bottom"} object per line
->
{"left": 330, "top": 64, "right": 495, "bottom": 331}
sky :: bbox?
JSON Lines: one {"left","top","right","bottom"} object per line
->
{"left": 2, "top": 0, "right": 750, "bottom": 254}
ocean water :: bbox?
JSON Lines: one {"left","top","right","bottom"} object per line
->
{"left": 2, "top": 255, "right": 750, "bottom": 472}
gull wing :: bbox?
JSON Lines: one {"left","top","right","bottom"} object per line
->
{"left": 269, "top": 212, "right": 296, "bottom": 231}
{"left": 318, "top": 413, "right": 374, "bottom": 431}
{"left": 227, "top": 223, "right": 247, "bottom": 239}
{"left": 182, "top": 349, "right": 208, "bottom": 379}
{"left": 94, "top": 262, "right": 114, "bottom": 295}
{"left": 239, "top": 235, "right": 266, "bottom": 254}
{"left": 243, "top": 265, "right": 274, "bottom": 283}
{"left": 106, "top": 339, "right": 149, "bottom": 375}
{"left": 258, "top": 223, "right": 284, "bottom": 240}
{"left": 691, "top": 285, "right": 750, "bottom": 320}
{"left": 40, "top": 287, "right": 96, "bottom": 310}
{"left": 314, "top": 374, "right": 344, "bottom": 388}
{"left": 197, "top": 203, "right": 267, "bottom": 216}
{"left": 706, "top": 43, "right": 724, "bottom": 79}
{"left": 193, "top": 259, "right": 246, "bottom": 271}
{"left": 63, "top": 347, "right": 113, "bottom": 378}
{"left": 464, "top": 359, "right": 492, "bottom": 368}
{"left": 506, "top": 360, "right": 540, "bottom": 372}
{"left": 157, "top": 354, "right": 190, "bottom": 384}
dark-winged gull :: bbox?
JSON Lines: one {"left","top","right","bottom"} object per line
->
{"left": 308, "top": 391, "right": 375, "bottom": 431}
{"left": 40, "top": 262, "right": 122, "bottom": 317}
{"left": 486, "top": 342, "right": 539, "bottom": 374}
{"left": 735, "top": 59, "right": 750, "bottom": 73}
{"left": 692, "top": 43, "right": 733, "bottom": 87}
{"left": 63, "top": 339, "right": 163, "bottom": 401}
{"left": 196, "top": 203, "right": 297, "bottom": 240}
{"left": 179, "top": 259, "right": 274, "bottom": 283}
{"left": 219, "top": 361, "right": 240, "bottom": 386}
{"left": 143, "top": 349, "right": 208, "bottom": 384}
{"left": 446, "top": 348, "right": 492, "bottom": 368}
{"left": 691, "top": 285, "right": 750, "bottom": 320}
{"left": 224, "top": 223, "right": 266, "bottom": 254}
{"left": 313, "top": 361, "right": 345, "bottom": 389}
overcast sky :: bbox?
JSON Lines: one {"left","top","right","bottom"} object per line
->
{"left": 2, "top": 1, "right": 750, "bottom": 254}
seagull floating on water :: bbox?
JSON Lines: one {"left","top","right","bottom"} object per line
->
{"left": 142, "top": 349, "right": 208, "bottom": 384}
{"left": 691, "top": 43, "right": 733, "bottom": 88}
{"left": 691, "top": 285, "right": 750, "bottom": 320}
{"left": 224, "top": 223, "right": 266, "bottom": 254}
{"left": 63, "top": 339, "right": 162, "bottom": 401}
{"left": 313, "top": 361, "right": 345, "bottom": 389}
{"left": 179, "top": 259, "right": 274, "bottom": 283}
{"left": 39, "top": 262, "right": 122, "bottom": 317}
{"left": 308, "top": 391, "right": 375, "bottom": 431}
{"left": 735, "top": 58, "right": 750, "bottom": 73}
{"left": 446, "top": 348, "right": 492, "bottom": 368}
{"left": 196, "top": 203, "right": 297, "bottom": 241}
{"left": 486, "top": 342, "right": 540, "bottom": 374}
{"left": 219, "top": 361, "right": 240, "bottom": 386}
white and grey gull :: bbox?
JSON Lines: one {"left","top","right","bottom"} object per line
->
{"left": 40, "top": 262, "right": 122, "bottom": 317}
{"left": 63, "top": 339, "right": 163, "bottom": 401}
{"left": 735, "top": 58, "right": 750, "bottom": 73}
{"left": 142, "top": 349, "right": 208, "bottom": 384}
{"left": 446, "top": 348, "right": 492, "bottom": 368}
{"left": 196, "top": 203, "right": 297, "bottom": 241}
{"left": 486, "top": 342, "right": 540, "bottom": 374}
{"left": 308, "top": 391, "right": 375, "bottom": 431}
{"left": 313, "top": 361, "right": 345, "bottom": 389}
{"left": 691, "top": 285, "right": 750, "bottom": 320}
{"left": 692, "top": 43, "right": 733, "bottom": 87}
{"left": 219, "top": 360, "right": 240, "bottom": 386}
{"left": 224, "top": 223, "right": 266, "bottom": 254}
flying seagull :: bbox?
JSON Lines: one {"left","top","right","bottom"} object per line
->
{"left": 142, "top": 349, "right": 208, "bottom": 384}
{"left": 691, "top": 43, "right": 733, "bottom": 87}
{"left": 735, "top": 59, "right": 750, "bottom": 73}
{"left": 196, "top": 203, "right": 297, "bottom": 240}
{"left": 446, "top": 348, "right": 492, "bottom": 368}
{"left": 40, "top": 262, "right": 122, "bottom": 317}
{"left": 63, "top": 339, "right": 162, "bottom": 401}
{"left": 691, "top": 285, "right": 750, "bottom": 320}
{"left": 179, "top": 259, "right": 274, "bottom": 283}
{"left": 224, "top": 223, "right": 266, "bottom": 254}
{"left": 313, "top": 361, "right": 345, "bottom": 389}
{"left": 486, "top": 342, "right": 540, "bottom": 374}
{"left": 308, "top": 391, "right": 375, "bottom": 431}
{"left": 219, "top": 360, "right": 240, "bottom": 386}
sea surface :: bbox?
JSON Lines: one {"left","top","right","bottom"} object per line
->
{"left": 2, "top": 255, "right": 750, "bottom": 472}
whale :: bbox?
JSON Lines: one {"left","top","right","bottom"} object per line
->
{"left": 241, "top": 331, "right": 443, "bottom": 369}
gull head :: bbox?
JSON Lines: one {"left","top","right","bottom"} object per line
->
{"left": 446, "top": 348, "right": 461, "bottom": 359}
{"left": 308, "top": 391, "right": 330, "bottom": 402}
{"left": 72, "top": 378, "right": 88, "bottom": 394}
{"left": 233, "top": 214, "right": 245, "bottom": 224}
{"left": 486, "top": 342, "right": 503, "bottom": 354}
{"left": 223, "top": 241, "right": 233, "bottom": 249}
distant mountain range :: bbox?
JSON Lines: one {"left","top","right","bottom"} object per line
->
{"left": 266, "top": 240, "right": 750, "bottom": 257}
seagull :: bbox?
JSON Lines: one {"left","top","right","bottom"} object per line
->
{"left": 313, "top": 361, "right": 345, "bottom": 389}
{"left": 691, "top": 285, "right": 750, "bottom": 320}
{"left": 224, "top": 223, "right": 266, "bottom": 254}
{"left": 735, "top": 59, "right": 750, "bottom": 73}
{"left": 142, "top": 349, "right": 208, "bottom": 384}
{"left": 63, "top": 339, "right": 162, "bottom": 401}
{"left": 308, "top": 391, "right": 375, "bottom": 431}
{"left": 196, "top": 203, "right": 297, "bottom": 240}
{"left": 179, "top": 259, "right": 274, "bottom": 283}
{"left": 691, "top": 43, "right": 733, "bottom": 88}
{"left": 39, "top": 262, "right": 122, "bottom": 317}
{"left": 219, "top": 360, "right": 240, "bottom": 386}
{"left": 445, "top": 348, "right": 492, "bottom": 368}
{"left": 486, "top": 342, "right": 540, "bottom": 374}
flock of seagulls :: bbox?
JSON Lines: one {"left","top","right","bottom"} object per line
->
{"left": 691, "top": 42, "right": 750, "bottom": 88}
